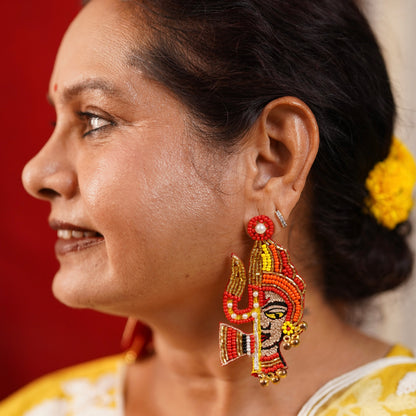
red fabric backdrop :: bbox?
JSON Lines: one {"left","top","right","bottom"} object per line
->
{"left": 0, "top": 1, "right": 125, "bottom": 400}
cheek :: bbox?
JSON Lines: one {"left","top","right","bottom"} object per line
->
{"left": 76, "top": 137, "right": 232, "bottom": 304}
{"left": 273, "top": 317, "right": 286, "bottom": 333}
{"left": 260, "top": 314, "right": 270, "bottom": 327}
{"left": 79, "top": 141, "right": 171, "bottom": 234}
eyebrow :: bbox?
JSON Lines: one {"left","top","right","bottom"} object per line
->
{"left": 264, "top": 301, "right": 287, "bottom": 308}
{"left": 48, "top": 79, "right": 125, "bottom": 105}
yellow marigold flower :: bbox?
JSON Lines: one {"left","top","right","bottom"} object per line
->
{"left": 365, "top": 137, "right": 416, "bottom": 230}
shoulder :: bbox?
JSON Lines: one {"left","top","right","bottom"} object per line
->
{"left": 318, "top": 345, "right": 416, "bottom": 415}
{"left": 0, "top": 355, "right": 123, "bottom": 416}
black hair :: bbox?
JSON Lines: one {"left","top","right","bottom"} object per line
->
{"left": 125, "top": 0, "right": 413, "bottom": 301}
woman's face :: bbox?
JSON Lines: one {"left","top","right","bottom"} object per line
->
{"left": 22, "top": 0, "right": 246, "bottom": 317}
{"left": 260, "top": 291, "right": 287, "bottom": 356}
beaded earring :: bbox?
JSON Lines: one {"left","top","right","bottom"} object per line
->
{"left": 219, "top": 215, "right": 307, "bottom": 386}
{"left": 121, "top": 318, "right": 153, "bottom": 364}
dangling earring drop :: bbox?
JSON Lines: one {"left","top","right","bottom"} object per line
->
{"left": 121, "top": 318, "right": 153, "bottom": 364}
{"left": 219, "top": 215, "right": 307, "bottom": 386}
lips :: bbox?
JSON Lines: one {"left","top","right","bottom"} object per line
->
{"left": 50, "top": 221, "right": 104, "bottom": 256}
{"left": 261, "top": 333, "right": 270, "bottom": 343}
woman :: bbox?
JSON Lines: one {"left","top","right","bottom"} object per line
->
{"left": 1, "top": 0, "right": 416, "bottom": 414}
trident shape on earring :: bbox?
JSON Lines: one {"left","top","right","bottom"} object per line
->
{"left": 219, "top": 215, "right": 307, "bottom": 386}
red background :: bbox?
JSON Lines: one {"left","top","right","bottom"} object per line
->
{"left": 0, "top": 1, "right": 125, "bottom": 400}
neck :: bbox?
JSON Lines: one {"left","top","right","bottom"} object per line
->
{"left": 125, "top": 287, "right": 388, "bottom": 416}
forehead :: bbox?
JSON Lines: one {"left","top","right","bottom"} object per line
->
{"left": 264, "top": 291, "right": 284, "bottom": 302}
{"left": 50, "top": 0, "right": 141, "bottom": 94}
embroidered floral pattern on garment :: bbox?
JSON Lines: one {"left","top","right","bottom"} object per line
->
{"left": 25, "top": 399, "right": 67, "bottom": 416}
{"left": 324, "top": 376, "right": 416, "bottom": 416}
{"left": 397, "top": 372, "right": 416, "bottom": 397}
{"left": 24, "top": 374, "right": 119, "bottom": 416}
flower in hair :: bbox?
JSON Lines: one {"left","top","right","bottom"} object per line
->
{"left": 365, "top": 137, "right": 416, "bottom": 230}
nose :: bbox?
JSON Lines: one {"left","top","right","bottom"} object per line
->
{"left": 22, "top": 134, "right": 78, "bottom": 201}
{"left": 260, "top": 321, "right": 271, "bottom": 331}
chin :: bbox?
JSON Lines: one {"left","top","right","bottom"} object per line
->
{"left": 51, "top": 249, "right": 114, "bottom": 309}
{"left": 52, "top": 277, "right": 90, "bottom": 309}
{"left": 51, "top": 268, "right": 102, "bottom": 310}
{"left": 51, "top": 268, "right": 135, "bottom": 317}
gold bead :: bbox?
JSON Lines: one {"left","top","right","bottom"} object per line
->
{"left": 272, "top": 376, "right": 280, "bottom": 383}
{"left": 291, "top": 338, "right": 300, "bottom": 346}
{"left": 300, "top": 322, "right": 308, "bottom": 330}
{"left": 283, "top": 343, "right": 291, "bottom": 350}
{"left": 278, "top": 369, "right": 287, "bottom": 377}
{"left": 124, "top": 350, "right": 137, "bottom": 364}
{"left": 259, "top": 378, "right": 269, "bottom": 386}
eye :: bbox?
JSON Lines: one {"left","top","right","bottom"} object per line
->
{"left": 264, "top": 311, "right": 285, "bottom": 320}
{"left": 78, "top": 111, "right": 115, "bottom": 137}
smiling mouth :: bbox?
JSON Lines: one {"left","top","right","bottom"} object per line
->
{"left": 261, "top": 333, "right": 271, "bottom": 343}
{"left": 57, "top": 229, "right": 102, "bottom": 239}
{"left": 53, "top": 226, "right": 104, "bottom": 256}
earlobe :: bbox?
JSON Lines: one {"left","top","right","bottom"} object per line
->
{"left": 245, "top": 96, "right": 319, "bottom": 221}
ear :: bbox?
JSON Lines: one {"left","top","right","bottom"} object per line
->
{"left": 243, "top": 96, "right": 319, "bottom": 224}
